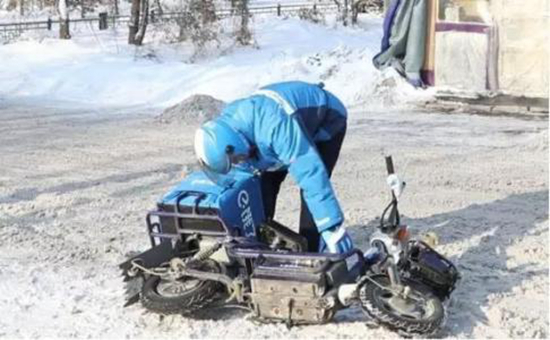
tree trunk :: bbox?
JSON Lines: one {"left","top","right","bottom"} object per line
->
{"left": 202, "top": 0, "right": 215, "bottom": 24}
{"left": 19, "top": 0, "right": 24, "bottom": 16}
{"left": 333, "top": 0, "right": 349, "bottom": 25}
{"left": 153, "top": 0, "right": 162, "bottom": 15}
{"left": 128, "top": 0, "right": 140, "bottom": 44}
{"left": 80, "top": 0, "right": 85, "bottom": 19}
{"left": 343, "top": 0, "right": 349, "bottom": 26}
{"left": 114, "top": 0, "right": 119, "bottom": 15}
{"left": 134, "top": 0, "right": 148, "bottom": 45}
{"left": 236, "top": 0, "right": 251, "bottom": 45}
{"left": 58, "top": 0, "right": 71, "bottom": 39}
{"left": 59, "top": 19, "right": 71, "bottom": 38}
{"left": 351, "top": 0, "right": 358, "bottom": 24}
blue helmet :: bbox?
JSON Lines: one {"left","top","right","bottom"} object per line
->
{"left": 194, "top": 119, "right": 253, "bottom": 180}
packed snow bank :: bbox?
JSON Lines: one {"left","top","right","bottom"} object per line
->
{"left": 157, "top": 94, "right": 226, "bottom": 123}
{"left": 0, "top": 15, "right": 431, "bottom": 110}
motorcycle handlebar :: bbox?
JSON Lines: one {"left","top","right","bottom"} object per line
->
{"left": 385, "top": 156, "right": 394, "bottom": 175}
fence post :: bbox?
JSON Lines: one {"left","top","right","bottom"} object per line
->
{"left": 99, "top": 12, "right": 108, "bottom": 30}
{"left": 277, "top": 3, "right": 281, "bottom": 16}
{"left": 47, "top": 17, "right": 52, "bottom": 30}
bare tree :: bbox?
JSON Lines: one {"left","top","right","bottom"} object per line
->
{"left": 235, "top": 0, "right": 251, "bottom": 45}
{"left": 170, "top": 0, "right": 218, "bottom": 56}
{"left": 6, "top": 0, "right": 18, "bottom": 10}
{"left": 351, "top": 0, "right": 359, "bottom": 24}
{"left": 333, "top": 0, "right": 350, "bottom": 26}
{"left": 351, "top": 0, "right": 384, "bottom": 23}
{"left": 298, "top": 6, "right": 325, "bottom": 24}
{"left": 151, "top": 0, "right": 162, "bottom": 15}
{"left": 134, "top": 0, "right": 149, "bottom": 45}
{"left": 200, "top": 0, "right": 216, "bottom": 23}
{"left": 73, "top": 0, "right": 91, "bottom": 18}
{"left": 58, "top": 0, "right": 70, "bottom": 39}
{"left": 128, "top": 0, "right": 149, "bottom": 45}
{"left": 342, "top": 0, "right": 349, "bottom": 26}
{"left": 128, "top": 0, "right": 140, "bottom": 44}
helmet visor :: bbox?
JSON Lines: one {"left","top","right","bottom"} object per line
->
{"left": 198, "top": 159, "right": 236, "bottom": 187}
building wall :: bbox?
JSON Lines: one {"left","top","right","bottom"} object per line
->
{"left": 492, "top": 0, "right": 549, "bottom": 99}
{"left": 430, "top": 0, "right": 548, "bottom": 99}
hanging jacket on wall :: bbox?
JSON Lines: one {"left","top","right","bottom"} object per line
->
{"left": 373, "top": 0, "right": 428, "bottom": 87}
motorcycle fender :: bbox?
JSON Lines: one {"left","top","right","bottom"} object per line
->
{"left": 119, "top": 242, "right": 176, "bottom": 280}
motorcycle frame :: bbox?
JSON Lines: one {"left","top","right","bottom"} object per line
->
{"left": 137, "top": 156, "right": 405, "bottom": 291}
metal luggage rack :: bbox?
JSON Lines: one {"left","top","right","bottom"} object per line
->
{"left": 146, "top": 191, "right": 232, "bottom": 247}
{"left": 145, "top": 190, "right": 366, "bottom": 277}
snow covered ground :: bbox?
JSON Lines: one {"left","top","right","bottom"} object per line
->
{"left": 0, "top": 100, "right": 547, "bottom": 339}
{"left": 0, "top": 12, "right": 548, "bottom": 340}
{"left": 0, "top": 14, "right": 427, "bottom": 109}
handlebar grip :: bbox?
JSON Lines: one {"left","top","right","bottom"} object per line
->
{"left": 385, "top": 156, "right": 394, "bottom": 175}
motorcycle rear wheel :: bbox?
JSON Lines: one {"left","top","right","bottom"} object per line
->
{"left": 359, "top": 274, "right": 445, "bottom": 337}
{"left": 140, "top": 260, "right": 223, "bottom": 315}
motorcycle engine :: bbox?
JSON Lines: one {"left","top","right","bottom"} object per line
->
{"left": 249, "top": 256, "right": 349, "bottom": 325}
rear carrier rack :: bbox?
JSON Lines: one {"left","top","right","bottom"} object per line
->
{"left": 146, "top": 191, "right": 231, "bottom": 247}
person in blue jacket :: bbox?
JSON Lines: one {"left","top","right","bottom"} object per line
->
{"left": 194, "top": 81, "right": 353, "bottom": 254}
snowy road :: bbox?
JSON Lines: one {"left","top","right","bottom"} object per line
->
{"left": 0, "top": 101, "right": 547, "bottom": 339}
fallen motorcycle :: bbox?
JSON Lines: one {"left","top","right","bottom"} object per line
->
{"left": 120, "top": 156, "right": 459, "bottom": 336}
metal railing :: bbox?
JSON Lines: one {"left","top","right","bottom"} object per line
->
{"left": 0, "top": 3, "right": 339, "bottom": 42}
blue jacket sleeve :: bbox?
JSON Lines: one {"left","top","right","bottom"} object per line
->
{"left": 268, "top": 112, "right": 344, "bottom": 232}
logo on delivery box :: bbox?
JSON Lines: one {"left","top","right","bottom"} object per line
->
{"left": 237, "top": 190, "right": 255, "bottom": 237}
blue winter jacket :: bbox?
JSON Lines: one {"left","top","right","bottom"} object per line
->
{"left": 217, "top": 81, "right": 347, "bottom": 232}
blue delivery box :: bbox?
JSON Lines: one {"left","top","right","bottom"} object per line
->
{"left": 156, "top": 169, "right": 265, "bottom": 238}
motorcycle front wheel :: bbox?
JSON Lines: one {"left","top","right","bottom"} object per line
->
{"left": 359, "top": 274, "right": 445, "bottom": 337}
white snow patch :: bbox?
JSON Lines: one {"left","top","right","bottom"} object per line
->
{"left": 0, "top": 15, "right": 430, "bottom": 110}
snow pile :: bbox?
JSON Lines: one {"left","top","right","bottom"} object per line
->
{"left": 351, "top": 67, "right": 436, "bottom": 109}
{"left": 157, "top": 94, "right": 225, "bottom": 124}
{"left": 517, "top": 129, "right": 549, "bottom": 152}
{"left": 0, "top": 14, "right": 430, "bottom": 110}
